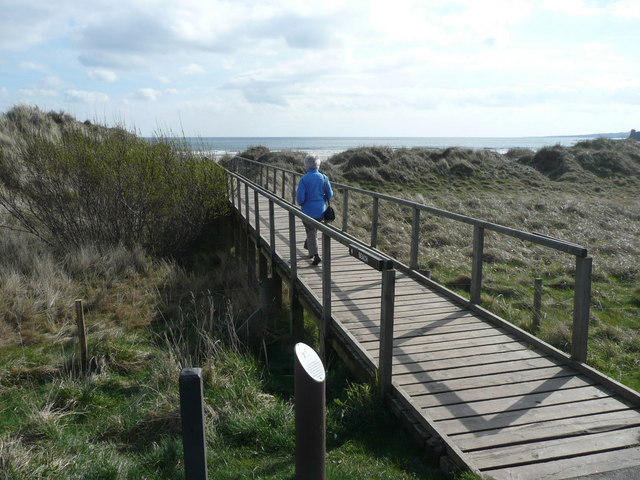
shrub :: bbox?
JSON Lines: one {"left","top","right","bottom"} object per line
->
{"left": 0, "top": 123, "right": 229, "bottom": 255}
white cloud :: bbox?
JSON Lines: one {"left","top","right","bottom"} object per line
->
{"left": 19, "top": 62, "right": 47, "bottom": 71}
{"left": 42, "top": 76, "right": 70, "bottom": 89}
{"left": 87, "top": 68, "right": 118, "bottom": 82}
{"left": 18, "top": 88, "right": 58, "bottom": 97}
{"left": 65, "top": 89, "right": 109, "bottom": 103}
{"left": 611, "top": 0, "right": 640, "bottom": 18}
{"left": 135, "top": 88, "right": 160, "bottom": 101}
{"left": 181, "top": 63, "right": 205, "bottom": 75}
{"left": 1, "top": 87, "right": 10, "bottom": 97}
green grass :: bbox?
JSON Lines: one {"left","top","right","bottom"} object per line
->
{"left": 0, "top": 300, "right": 457, "bottom": 479}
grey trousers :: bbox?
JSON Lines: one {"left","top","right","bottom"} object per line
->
{"left": 303, "top": 219, "right": 323, "bottom": 256}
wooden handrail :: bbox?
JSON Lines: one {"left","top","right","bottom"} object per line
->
{"left": 229, "top": 156, "right": 588, "bottom": 256}
{"left": 226, "top": 157, "right": 592, "bottom": 363}
{"left": 227, "top": 169, "right": 397, "bottom": 393}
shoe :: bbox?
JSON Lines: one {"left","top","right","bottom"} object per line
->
{"left": 312, "top": 255, "right": 321, "bottom": 266}
{"left": 303, "top": 239, "right": 308, "bottom": 250}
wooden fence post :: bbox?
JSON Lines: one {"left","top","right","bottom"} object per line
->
{"left": 572, "top": 256, "right": 592, "bottom": 362}
{"left": 533, "top": 278, "right": 542, "bottom": 333}
{"left": 254, "top": 189, "right": 260, "bottom": 239}
{"left": 244, "top": 182, "right": 250, "bottom": 223}
{"left": 74, "top": 299, "right": 88, "bottom": 373}
{"left": 269, "top": 199, "right": 276, "bottom": 262}
{"left": 292, "top": 175, "right": 298, "bottom": 204}
{"left": 341, "top": 189, "right": 349, "bottom": 233}
{"left": 410, "top": 207, "right": 420, "bottom": 270}
{"left": 470, "top": 225, "right": 484, "bottom": 304}
{"left": 321, "top": 233, "right": 331, "bottom": 361}
{"left": 273, "top": 168, "right": 277, "bottom": 193}
{"left": 289, "top": 212, "right": 303, "bottom": 337}
{"left": 236, "top": 177, "right": 241, "bottom": 211}
{"left": 371, "top": 197, "right": 379, "bottom": 248}
{"left": 179, "top": 368, "right": 208, "bottom": 480}
{"left": 268, "top": 199, "right": 283, "bottom": 313}
{"left": 378, "top": 268, "right": 396, "bottom": 397}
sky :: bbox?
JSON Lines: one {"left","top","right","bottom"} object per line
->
{"left": 0, "top": 0, "right": 639, "bottom": 137}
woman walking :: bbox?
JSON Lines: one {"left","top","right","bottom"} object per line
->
{"left": 296, "top": 155, "right": 333, "bottom": 265}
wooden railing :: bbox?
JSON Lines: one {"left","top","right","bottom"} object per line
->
{"left": 226, "top": 156, "right": 594, "bottom": 363}
{"left": 226, "top": 168, "right": 397, "bottom": 393}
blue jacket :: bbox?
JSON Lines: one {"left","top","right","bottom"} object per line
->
{"left": 296, "top": 169, "right": 333, "bottom": 219}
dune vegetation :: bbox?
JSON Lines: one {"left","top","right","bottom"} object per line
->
{"left": 0, "top": 106, "right": 464, "bottom": 479}
{"left": 239, "top": 137, "right": 640, "bottom": 392}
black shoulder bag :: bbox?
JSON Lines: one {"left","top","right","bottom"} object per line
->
{"left": 323, "top": 175, "right": 336, "bottom": 222}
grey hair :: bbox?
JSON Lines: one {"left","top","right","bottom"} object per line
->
{"left": 304, "top": 155, "right": 320, "bottom": 170}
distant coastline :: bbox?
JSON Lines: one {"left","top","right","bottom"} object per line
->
{"left": 181, "top": 132, "right": 629, "bottom": 159}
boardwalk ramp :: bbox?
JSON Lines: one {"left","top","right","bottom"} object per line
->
{"left": 226, "top": 160, "right": 640, "bottom": 480}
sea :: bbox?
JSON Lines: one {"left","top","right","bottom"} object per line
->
{"left": 184, "top": 133, "right": 628, "bottom": 159}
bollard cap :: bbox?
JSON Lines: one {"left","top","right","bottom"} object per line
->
{"left": 294, "top": 343, "right": 325, "bottom": 383}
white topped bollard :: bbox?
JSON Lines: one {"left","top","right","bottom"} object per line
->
{"left": 294, "top": 343, "right": 326, "bottom": 480}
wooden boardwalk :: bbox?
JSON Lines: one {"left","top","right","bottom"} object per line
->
{"left": 231, "top": 172, "right": 640, "bottom": 480}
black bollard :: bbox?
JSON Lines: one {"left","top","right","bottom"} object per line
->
{"left": 179, "top": 368, "right": 208, "bottom": 480}
{"left": 294, "top": 343, "right": 326, "bottom": 480}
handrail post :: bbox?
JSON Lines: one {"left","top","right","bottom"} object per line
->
{"left": 470, "top": 225, "right": 484, "bottom": 304}
{"left": 269, "top": 199, "right": 276, "bottom": 261}
{"left": 281, "top": 170, "right": 286, "bottom": 199}
{"left": 379, "top": 268, "right": 396, "bottom": 397}
{"left": 289, "top": 212, "right": 298, "bottom": 280}
{"left": 268, "top": 199, "right": 283, "bottom": 313}
{"left": 236, "top": 177, "right": 241, "bottom": 211}
{"left": 260, "top": 164, "right": 264, "bottom": 187}
{"left": 571, "top": 256, "right": 592, "bottom": 362}
{"left": 341, "top": 189, "right": 349, "bottom": 232}
{"left": 533, "top": 278, "right": 542, "bottom": 333}
{"left": 289, "top": 212, "right": 303, "bottom": 337}
{"left": 254, "top": 189, "right": 260, "bottom": 239}
{"left": 410, "top": 207, "right": 420, "bottom": 270}
{"left": 371, "top": 197, "right": 379, "bottom": 248}
{"left": 321, "top": 232, "right": 331, "bottom": 361}
{"left": 244, "top": 182, "right": 250, "bottom": 223}
{"left": 292, "top": 175, "right": 298, "bottom": 204}
{"left": 273, "top": 167, "right": 277, "bottom": 193}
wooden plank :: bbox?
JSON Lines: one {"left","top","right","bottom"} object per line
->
{"left": 470, "top": 426, "right": 640, "bottom": 470}
{"left": 394, "top": 348, "right": 542, "bottom": 373}
{"left": 394, "top": 357, "right": 562, "bottom": 386}
{"left": 389, "top": 341, "right": 532, "bottom": 364}
{"left": 341, "top": 299, "right": 465, "bottom": 314}
{"left": 354, "top": 318, "right": 496, "bottom": 337}
{"left": 436, "top": 396, "right": 633, "bottom": 435}
{"left": 337, "top": 304, "right": 467, "bottom": 325}
{"left": 375, "top": 313, "right": 480, "bottom": 331}
{"left": 400, "top": 366, "right": 577, "bottom": 396}
{"left": 485, "top": 446, "right": 640, "bottom": 480}
{"left": 412, "top": 375, "right": 595, "bottom": 409}
{"left": 332, "top": 298, "right": 456, "bottom": 314}
{"left": 424, "top": 385, "right": 615, "bottom": 421}
{"left": 452, "top": 408, "right": 640, "bottom": 451}
{"left": 356, "top": 322, "right": 508, "bottom": 344}
{"left": 369, "top": 335, "right": 522, "bottom": 357}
